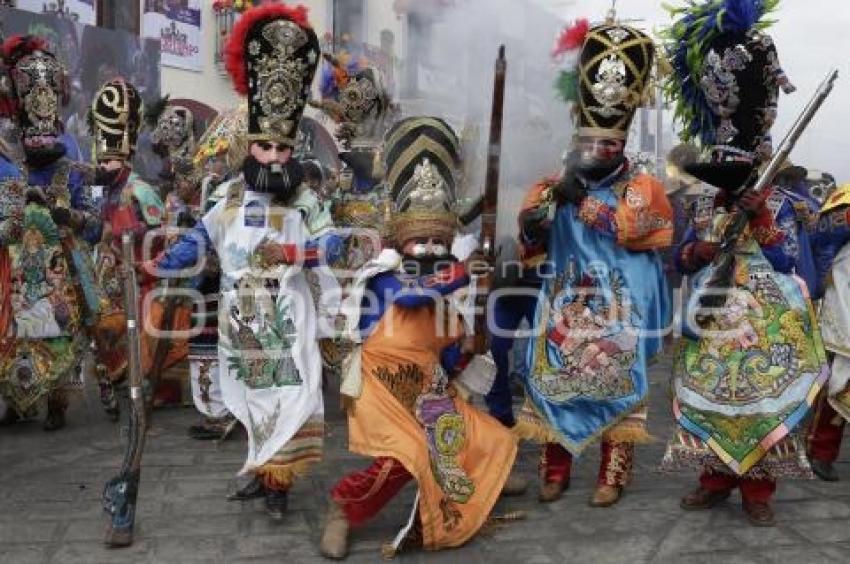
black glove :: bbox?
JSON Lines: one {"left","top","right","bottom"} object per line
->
{"left": 552, "top": 170, "right": 587, "bottom": 207}
{"left": 50, "top": 207, "right": 72, "bottom": 227}
{"left": 520, "top": 205, "right": 550, "bottom": 241}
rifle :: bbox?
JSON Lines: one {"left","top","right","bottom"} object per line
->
{"left": 473, "top": 45, "right": 507, "bottom": 353}
{"left": 103, "top": 232, "right": 147, "bottom": 547}
{"left": 697, "top": 69, "right": 838, "bottom": 316}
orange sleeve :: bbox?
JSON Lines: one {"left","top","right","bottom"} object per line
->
{"left": 614, "top": 174, "right": 675, "bottom": 251}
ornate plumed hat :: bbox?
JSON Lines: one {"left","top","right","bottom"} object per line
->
{"left": 553, "top": 15, "right": 654, "bottom": 140}
{"left": 0, "top": 35, "right": 69, "bottom": 144}
{"left": 662, "top": 0, "right": 795, "bottom": 191}
{"left": 90, "top": 78, "right": 144, "bottom": 161}
{"left": 193, "top": 102, "right": 249, "bottom": 171}
{"left": 224, "top": 3, "right": 320, "bottom": 147}
{"left": 148, "top": 96, "right": 196, "bottom": 162}
{"left": 384, "top": 116, "right": 461, "bottom": 245}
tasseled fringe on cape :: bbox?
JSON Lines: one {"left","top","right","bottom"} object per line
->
{"left": 255, "top": 456, "right": 320, "bottom": 491}
{"left": 512, "top": 404, "right": 654, "bottom": 448}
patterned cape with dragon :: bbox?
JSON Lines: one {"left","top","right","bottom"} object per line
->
{"left": 664, "top": 222, "right": 828, "bottom": 477}
{"left": 520, "top": 171, "right": 673, "bottom": 455}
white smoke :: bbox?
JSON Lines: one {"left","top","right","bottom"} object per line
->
{"left": 398, "top": 0, "right": 573, "bottom": 241}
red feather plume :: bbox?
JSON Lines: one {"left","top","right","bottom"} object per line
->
{"left": 552, "top": 19, "right": 589, "bottom": 58}
{"left": 1, "top": 35, "right": 52, "bottom": 118}
{"left": 224, "top": 3, "right": 310, "bottom": 95}
{"left": 2, "top": 35, "right": 49, "bottom": 65}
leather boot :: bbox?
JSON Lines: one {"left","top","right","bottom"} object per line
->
{"left": 265, "top": 489, "right": 288, "bottom": 520}
{"left": 589, "top": 484, "right": 623, "bottom": 507}
{"left": 43, "top": 393, "right": 67, "bottom": 431}
{"left": 810, "top": 459, "right": 840, "bottom": 482}
{"left": 227, "top": 476, "right": 266, "bottom": 501}
{"left": 743, "top": 501, "right": 776, "bottom": 527}
{"left": 320, "top": 502, "right": 350, "bottom": 560}
{"left": 680, "top": 487, "right": 731, "bottom": 510}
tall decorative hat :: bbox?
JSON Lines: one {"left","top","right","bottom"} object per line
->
{"left": 148, "top": 96, "right": 196, "bottom": 163}
{"left": 384, "top": 116, "right": 461, "bottom": 245}
{"left": 224, "top": 3, "right": 320, "bottom": 147}
{"left": 552, "top": 14, "right": 654, "bottom": 140}
{"left": 0, "top": 35, "right": 69, "bottom": 144}
{"left": 193, "top": 102, "right": 249, "bottom": 170}
{"left": 662, "top": 0, "right": 795, "bottom": 191}
{"left": 90, "top": 78, "right": 144, "bottom": 161}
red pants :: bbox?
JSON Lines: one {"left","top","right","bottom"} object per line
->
{"left": 699, "top": 471, "right": 776, "bottom": 504}
{"left": 541, "top": 441, "right": 634, "bottom": 487}
{"left": 807, "top": 388, "right": 846, "bottom": 464}
{"left": 331, "top": 457, "right": 413, "bottom": 527}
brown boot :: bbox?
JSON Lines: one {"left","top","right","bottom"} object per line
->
{"left": 500, "top": 471, "right": 528, "bottom": 497}
{"left": 43, "top": 393, "right": 68, "bottom": 432}
{"left": 589, "top": 484, "right": 622, "bottom": 507}
{"left": 320, "top": 502, "right": 350, "bottom": 560}
{"left": 680, "top": 487, "right": 731, "bottom": 511}
{"left": 743, "top": 501, "right": 776, "bottom": 527}
{"left": 538, "top": 478, "right": 569, "bottom": 503}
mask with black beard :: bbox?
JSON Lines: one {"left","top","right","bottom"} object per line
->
{"left": 24, "top": 141, "right": 66, "bottom": 169}
{"left": 576, "top": 152, "right": 627, "bottom": 182}
{"left": 95, "top": 165, "right": 128, "bottom": 187}
{"left": 242, "top": 155, "right": 304, "bottom": 204}
{"left": 401, "top": 254, "right": 456, "bottom": 277}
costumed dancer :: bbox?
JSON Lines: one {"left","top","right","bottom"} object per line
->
{"left": 806, "top": 183, "right": 850, "bottom": 481}
{"left": 0, "top": 35, "right": 101, "bottom": 430}
{"left": 516, "top": 15, "right": 673, "bottom": 508}
{"left": 660, "top": 0, "right": 829, "bottom": 526}
{"left": 146, "top": 3, "right": 340, "bottom": 520}
{"left": 309, "top": 54, "right": 396, "bottom": 371}
{"left": 88, "top": 77, "right": 166, "bottom": 420}
{"left": 311, "top": 49, "right": 395, "bottom": 270}
{"left": 148, "top": 98, "right": 199, "bottom": 226}
{"left": 183, "top": 106, "right": 248, "bottom": 441}
{"left": 319, "top": 117, "right": 517, "bottom": 560}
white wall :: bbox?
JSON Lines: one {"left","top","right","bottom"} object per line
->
{"left": 160, "top": 0, "right": 333, "bottom": 112}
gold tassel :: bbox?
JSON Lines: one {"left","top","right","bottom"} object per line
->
{"left": 604, "top": 426, "right": 655, "bottom": 444}
{"left": 512, "top": 418, "right": 560, "bottom": 445}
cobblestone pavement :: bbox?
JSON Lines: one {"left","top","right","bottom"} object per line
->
{"left": 1, "top": 354, "right": 849, "bottom": 564}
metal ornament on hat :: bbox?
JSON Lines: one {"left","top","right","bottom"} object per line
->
{"left": 247, "top": 18, "right": 317, "bottom": 144}
{"left": 575, "top": 3, "right": 655, "bottom": 140}
{"left": 92, "top": 81, "right": 141, "bottom": 160}
{"left": 397, "top": 157, "right": 453, "bottom": 214}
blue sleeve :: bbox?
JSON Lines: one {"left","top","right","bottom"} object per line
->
{"left": 813, "top": 206, "right": 850, "bottom": 294}
{"left": 357, "top": 268, "right": 471, "bottom": 337}
{"left": 68, "top": 170, "right": 103, "bottom": 245}
{"left": 673, "top": 226, "right": 699, "bottom": 274}
{"left": 304, "top": 233, "right": 344, "bottom": 267}
{"left": 156, "top": 221, "right": 213, "bottom": 272}
{"left": 759, "top": 203, "right": 798, "bottom": 274}
{"left": 440, "top": 343, "right": 465, "bottom": 376}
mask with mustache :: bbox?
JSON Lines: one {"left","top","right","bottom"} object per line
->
{"left": 24, "top": 141, "right": 66, "bottom": 169}
{"left": 95, "top": 165, "right": 129, "bottom": 187}
{"left": 242, "top": 155, "right": 304, "bottom": 204}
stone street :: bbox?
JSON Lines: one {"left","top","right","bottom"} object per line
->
{"left": 1, "top": 355, "right": 849, "bottom": 564}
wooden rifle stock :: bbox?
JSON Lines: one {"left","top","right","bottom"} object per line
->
{"left": 103, "top": 232, "right": 147, "bottom": 547}
{"left": 473, "top": 45, "right": 506, "bottom": 353}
